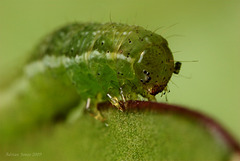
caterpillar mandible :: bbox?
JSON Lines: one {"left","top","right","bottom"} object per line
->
{"left": 27, "top": 22, "right": 181, "bottom": 113}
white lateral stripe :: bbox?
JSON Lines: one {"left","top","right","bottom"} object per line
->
{"left": 25, "top": 50, "right": 134, "bottom": 77}
{"left": 138, "top": 51, "right": 146, "bottom": 63}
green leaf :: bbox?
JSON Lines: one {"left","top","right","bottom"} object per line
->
{"left": 1, "top": 101, "right": 239, "bottom": 161}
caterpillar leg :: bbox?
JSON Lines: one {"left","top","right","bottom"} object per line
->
{"left": 84, "top": 95, "right": 106, "bottom": 121}
{"left": 106, "top": 93, "right": 124, "bottom": 111}
{"left": 106, "top": 86, "right": 134, "bottom": 111}
{"left": 67, "top": 96, "right": 105, "bottom": 123}
{"left": 159, "top": 86, "right": 170, "bottom": 102}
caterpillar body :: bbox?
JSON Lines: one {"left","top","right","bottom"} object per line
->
{"left": 27, "top": 22, "right": 181, "bottom": 112}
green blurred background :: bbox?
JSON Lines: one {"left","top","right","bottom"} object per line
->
{"left": 0, "top": 0, "right": 239, "bottom": 141}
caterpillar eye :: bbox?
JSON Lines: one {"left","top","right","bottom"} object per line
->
{"left": 143, "top": 70, "right": 150, "bottom": 76}
{"left": 173, "top": 61, "right": 181, "bottom": 74}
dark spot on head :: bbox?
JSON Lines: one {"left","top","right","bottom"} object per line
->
{"left": 157, "top": 75, "right": 159, "bottom": 78}
{"left": 139, "top": 37, "right": 143, "bottom": 41}
{"left": 101, "top": 41, "right": 104, "bottom": 45}
{"left": 128, "top": 39, "right": 132, "bottom": 44}
{"left": 161, "top": 60, "right": 163, "bottom": 64}
{"left": 150, "top": 34, "right": 153, "bottom": 36}
{"left": 97, "top": 73, "right": 100, "bottom": 75}
{"left": 121, "top": 73, "right": 123, "bottom": 75}
{"left": 71, "top": 48, "right": 74, "bottom": 53}
{"left": 147, "top": 77, "right": 151, "bottom": 81}
{"left": 127, "top": 53, "right": 130, "bottom": 57}
{"left": 143, "top": 70, "right": 147, "bottom": 74}
{"left": 146, "top": 72, "right": 150, "bottom": 75}
{"left": 140, "top": 79, "right": 144, "bottom": 82}
{"left": 107, "top": 50, "right": 110, "bottom": 53}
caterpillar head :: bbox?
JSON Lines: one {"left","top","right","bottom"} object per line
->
{"left": 134, "top": 43, "right": 180, "bottom": 97}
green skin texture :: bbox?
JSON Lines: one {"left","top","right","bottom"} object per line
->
{"left": 29, "top": 22, "right": 175, "bottom": 109}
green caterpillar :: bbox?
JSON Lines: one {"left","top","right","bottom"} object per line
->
{"left": 26, "top": 22, "right": 181, "bottom": 113}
